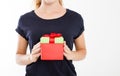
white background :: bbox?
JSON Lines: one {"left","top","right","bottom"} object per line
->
{"left": 0, "top": 0, "right": 120, "bottom": 76}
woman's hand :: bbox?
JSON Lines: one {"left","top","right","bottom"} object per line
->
{"left": 63, "top": 41, "right": 75, "bottom": 60}
{"left": 63, "top": 41, "right": 86, "bottom": 61}
{"left": 30, "top": 42, "right": 41, "bottom": 63}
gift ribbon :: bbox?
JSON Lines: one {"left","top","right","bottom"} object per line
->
{"left": 43, "top": 33, "right": 62, "bottom": 43}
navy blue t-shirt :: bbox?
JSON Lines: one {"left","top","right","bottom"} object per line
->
{"left": 16, "top": 9, "right": 84, "bottom": 76}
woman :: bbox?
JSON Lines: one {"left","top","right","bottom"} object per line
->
{"left": 15, "top": 0, "right": 86, "bottom": 76}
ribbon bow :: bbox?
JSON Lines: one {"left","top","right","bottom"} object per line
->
{"left": 43, "top": 33, "right": 62, "bottom": 43}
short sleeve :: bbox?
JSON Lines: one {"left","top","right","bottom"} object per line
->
{"left": 74, "top": 15, "right": 85, "bottom": 39}
{"left": 15, "top": 16, "right": 28, "bottom": 40}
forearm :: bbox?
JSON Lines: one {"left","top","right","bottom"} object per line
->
{"left": 72, "top": 49, "right": 86, "bottom": 61}
{"left": 16, "top": 54, "right": 32, "bottom": 65}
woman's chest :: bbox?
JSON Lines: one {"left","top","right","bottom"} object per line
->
{"left": 24, "top": 20, "right": 76, "bottom": 48}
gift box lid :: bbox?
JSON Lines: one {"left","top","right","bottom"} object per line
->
{"left": 40, "top": 33, "right": 64, "bottom": 43}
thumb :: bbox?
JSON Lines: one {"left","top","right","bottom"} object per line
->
{"left": 34, "top": 53, "right": 41, "bottom": 58}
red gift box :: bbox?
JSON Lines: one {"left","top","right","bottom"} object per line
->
{"left": 40, "top": 33, "right": 64, "bottom": 60}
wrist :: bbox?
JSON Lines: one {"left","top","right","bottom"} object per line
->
{"left": 27, "top": 54, "right": 33, "bottom": 64}
{"left": 71, "top": 51, "right": 76, "bottom": 60}
{"left": 72, "top": 51, "right": 84, "bottom": 61}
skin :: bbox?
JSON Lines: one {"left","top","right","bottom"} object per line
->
{"left": 16, "top": 0, "right": 87, "bottom": 65}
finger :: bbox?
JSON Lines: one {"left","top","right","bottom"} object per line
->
{"left": 64, "top": 41, "right": 70, "bottom": 51}
{"left": 64, "top": 41, "right": 66, "bottom": 44}
{"left": 32, "top": 48, "right": 41, "bottom": 54}
{"left": 65, "top": 45, "right": 70, "bottom": 51}
{"left": 31, "top": 53, "right": 40, "bottom": 62}
{"left": 64, "top": 41, "right": 70, "bottom": 50}
{"left": 33, "top": 48, "right": 40, "bottom": 54}
{"left": 34, "top": 53, "right": 41, "bottom": 58}
{"left": 63, "top": 52, "right": 67, "bottom": 57}
{"left": 63, "top": 52, "right": 69, "bottom": 60}
{"left": 32, "top": 47, "right": 41, "bottom": 53}
{"left": 64, "top": 47, "right": 68, "bottom": 53}
{"left": 32, "top": 42, "right": 41, "bottom": 50}
{"left": 64, "top": 48, "right": 70, "bottom": 54}
{"left": 64, "top": 46, "right": 71, "bottom": 53}
{"left": 64, "top": 41, "right": 66, "bottom": 46}
{"left": 35, "top": 42, "right": 41, "bottom": 47}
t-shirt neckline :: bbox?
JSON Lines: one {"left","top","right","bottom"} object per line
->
{"left": 32, "top": 9, "right": 69, "bottom": 21}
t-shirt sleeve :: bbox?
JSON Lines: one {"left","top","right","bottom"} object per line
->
{"left": 15, "top": 16, "right": 28, "bottom": 40}
{"left": 74, "top": 14, "right": 85, "bottom": 39}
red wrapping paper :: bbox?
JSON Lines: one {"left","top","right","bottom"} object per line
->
{"left": 40, "top": 33, "right": 64, "bottom": 60}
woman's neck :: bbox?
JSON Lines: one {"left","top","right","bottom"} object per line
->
{"left": 38, "top": 1, "right": 64, "bottom": 13}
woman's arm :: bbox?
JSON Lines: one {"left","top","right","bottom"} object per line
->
{"left": 64, "top": 33, "right": 87, "bottom": 61}
{"left": 16, "top": 35, "right": 40, "bottom": 65}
